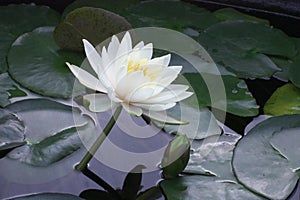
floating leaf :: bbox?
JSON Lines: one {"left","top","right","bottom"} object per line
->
{"left": 125, "top": 0, "right": 219, "bottom": 32}
{"left": 270, "top": 56, "right": 292, "bottom": 81}
{"left": 8, "top": 27, "right": 84, "bottom": 98}
{"left": 54, "top": 7, "right": 131, "bottom": 51}
{"left": 264, "top": 83, "right": 300, "bottom": 116}
{"left": 289, "top": 56, "right": 300, "bottom": 88}
{"left": 184, "top": 134, "right": 241, "bottom": 181}
{"left": 214, "top": 8, "right": 269, "bottom": 24}
{"left": 0, "top": 4, "right": 60, "bottom": 73}
{"left": 13, "top": 193, "right": 83, "bottom": 200}
{"left": 184, "top": 73, "right": 259, "bottom": 116}
{"left": 0, "top": 108, "right": 25, "bottom": 151}
{"left": 160, "top": 176, "right": 266, "bottom": 200}
{"left": 197, "top": 20, "right": 295, "bottom": 78}
{"left": 5, "top": 99, "right": 94, "bottom": 167}
{"left": 62, "top": 0, "right": 138, "bottom": 18}
{"left": 161, "top": 135, "right": 190, "bottom": 179}
{"left": 233, "top": 115, "right": 300, "bottom": 199}
{"left": 0, "top": 73, "right": 26, "bottom": 107}
{"left": 136, "top": 186, "right": 162, "bottom": 200}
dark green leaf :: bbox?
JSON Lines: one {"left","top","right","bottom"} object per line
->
{"left": 54, "top": 7, "right": 131, "bottom": 51}
{"left": 137, "top": 186, "right": 162, "bottom": 200}
{"left": 214, "top": 8, "right": 269, "bottom": 24}
{"left": 197, "top": 20, "right": 295, "bottom": 78}
{"left": 161, "top": 135, "right": 190, "bottom": 179}
{"left": 289, "top": 56, "right": 300, "bottom": 88}
{"left": 0, "top": 4, "right": 60, "bottom": 73}
{"left": 12, "top": 193, "right": 83, "bottom": 200}
{"left": 62, "top": 0, "right": 138, "bottom": 18}
{"left": 264, "top": 83, "right": 300, "bottom": 116}
{"left": 80, "top": 189, "right": 114, "bottom": 200}
{"left": 126, "top": 0, "right": 219, "bottom": 32}
{"left": 160, "top": 176, "right": 266, "bottom": 200}
{"left": 8, "top": 27, "right": 84, "bottom": 98}
{"left": 184, "top": 73, "right": 259, "bottom": 116}
{"left": 0, "top": 108, "right": 25, "bottom": 151}
{"left": 184, "top": 134, "right": 241, "bottom": 181}
{"left": 5, "top": 99, "right": 94, "bottom": 166}
{"left": 0, "top": 73, "right": 26, "bottom": 107}
{"left": 121, "top": 165, "right": 145, "bottom": 200}
{"left": 232, "top": 115, "right": 300, "bottom": 199}
{"left": 270, "top": 56, "right": 292, "bottom": 81}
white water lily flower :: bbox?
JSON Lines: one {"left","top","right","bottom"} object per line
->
{"left": 67, "top": 32, "right": 192, "bottom": 124}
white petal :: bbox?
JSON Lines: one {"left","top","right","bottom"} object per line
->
{"left": 116, "top": 71, "right": 151, "bottom": 99}
{"left": 117, "top": 32, "right": 132, "bottom": 60}
{"left": 139, "top": 43, "right": 153, "bottom": 60}
{"left": 148, "top": 54, "right": 171, "bottom": 67}
{"left": 83, "top": 93, "right": 117, "bottom": 112}
{"left": 155, "top": 66, "right": 182, "bottom": 87}
{"left": 66, "top": 62, "right": 107, "bottom": 93}
{"left": 107, "top": 35, "right": 120, "bottom": 60}
{"left": 83, "top": 39, "right": 102, "bottom": 75}
{"left": 125, "top": 87, "right": 156, "bottom": 103}
{"left": 121, "top": 103, "right": 143, "bottom": 116}
{"left": 143, "top": 111, "right": 188, "bottom": 125}
{"left": 133, "top": 41, "right": 144, "bottom": 50}
{"left": 132, "top": 102, "right": 176, "bottom": 111}
{"left": 144, "top": 90, "right": 192, "bottom": 104}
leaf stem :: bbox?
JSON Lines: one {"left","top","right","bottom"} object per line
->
{"left": 75, "top": 106, "right": 122, "bottom": 171}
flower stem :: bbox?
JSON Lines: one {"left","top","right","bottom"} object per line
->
{"left": 75, "top": 106, "right": 122, "bottom": 171}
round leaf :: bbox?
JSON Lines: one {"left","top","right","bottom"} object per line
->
{"left": 214, "top": 8, "right": 269, "bottom": 24}
{"left": 125, "top": 1, "right": 219, "bottom": 32}
{"left": 0, "top": 108, "right": 25, "bottom": 151}
{"left": 233, "top": 115, "right": 300, "bottom": 199}
{"left": 0, "top": 4, "right": 60, "bottom": 73}
{"left": 184, "top": 134, "right": 241, "bottom": 181}
{"left": 54, "top": 7, "right": 131, "bottom": 51}
{"left": 8, "top": 27, "right": 84, "bottom": 98}
{"left": 160, "top": 176, "right": 266, "bottom": 200}
{"left": 184, "top": 73, "right": 259, "bottom": 116}
{"left": 264, "top": 83, "right": 300, "bottom": 116}
{"left": 289, "top": 56, "right": 300, "bottom": 88}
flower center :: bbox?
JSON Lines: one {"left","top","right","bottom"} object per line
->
{"left": 127, "top": 58, "right": 155, "bottom": 79}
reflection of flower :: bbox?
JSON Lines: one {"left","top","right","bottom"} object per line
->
{"left": 67, "top": 32, "right": 192, "bottom": 124}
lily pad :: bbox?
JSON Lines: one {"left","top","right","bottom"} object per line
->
{"left": 270, "top": 56, "right": 292, "bottom": 81}
{"left": 264, "top": 83, "right": 300, "bottom": 116}
{"left": 13, "top": 193, "right": 83, "bottom": 199}
{"left": 8, "top": 27, "right": 84, "bottom": 98}
{"left": 289, "top": 56, "right": 300, "bottom": 89}
{"left": 62, "top": 0, "right": 138, "bottom": 18}
{"left": 54, "top": 7, "right": 131, "bottom": 51}
{"left": 214, "top": 8, "right": 269, "bottom": 24}
{"left": 5, "top": 99, "right": 93, "bottom": 167}
{"left": 0, "top": 4, "right": 60, "bottom": 73}
{"left": 184, "top": 134, "right": 241, "bottom": 181}
{"left": 0, "top": 73, "right": 26, "bottom": 107}
{"left": 125, "top": 0, "right": 219, "bottom": 32}
{"left": 197, "top": 20, "right": 295, "bottom": 78}
{"left": 232, "top": 115, "right": 300, "bottom": 199}
{"left": 160, "top": 176, "right": 266, "bottom": 200}
{"left": 0, "top": 108, "right": 25, "bottom": 151}
{"left": 184, "top": 73, "right": 259, "bottom": 117}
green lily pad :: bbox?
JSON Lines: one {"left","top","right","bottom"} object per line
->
{"left": 62, "top": 0, "right": 138, "bottom": 18}
{"left": 125, "top": 0, "right": 219, "bottom": 32}
{"left": 184, "top": 134, "right": 241, "bottom": 181}
{"left": 197, "top": 20, "right": 296, "bottom": 78}
{"left": 160, "top": 176, "right": 266, "bottom": 200}
{"left": 270, "top": 56, "right": 292, "bottom": 81}
{"left": 214, "top": 8, "right": 269, "bottom": 24}
{"left": 8, "top": 27, "right": 84, "bottom": 98}
{"left": 0, "top": 73, "right": 26, "bottom": 107}
{"left": 0, "top": 108, "right": 25, "bottom": 151}
{"left": 232, "top": 115, "right": 300, "bottom": 199}
{"left": 5, "top": 99, "right": 93, "bottom": 166}
{"left": 0, "top": 4, "right": 60, "bottom": 73}
{"left": 289, "top": 56, "right": 300, "bottom": 88}
{"left": 13, "top": 193, "right": 83, "bottom": 200}
{"left": 54, "top": 7, "right": 131, "bottom": 51}
{"left": 184, "top": 73, "right": 259, "bottom": 117}
{"left": 264, "top": 83, "right": 300, "bottom": 116}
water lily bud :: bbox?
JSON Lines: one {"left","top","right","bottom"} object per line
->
{"left": 161, "top": 135, "right": 190, "bottom": 179}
